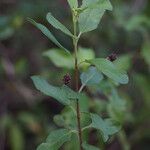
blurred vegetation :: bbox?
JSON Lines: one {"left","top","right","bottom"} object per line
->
{"left": 0, "top": 0, "right": 150, "bottom": 150}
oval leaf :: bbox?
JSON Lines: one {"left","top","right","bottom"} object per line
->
{"left": 79, "top": 8, "right": 104, "bottom": 33}
{"left": 43, "top": 49, "right": 74, "bottom": 69}
{"left": 80, "top": 66, "right": 103, "bottom": 86}
{"left": 79, "top": 0, "right": 112, "bottom": 33}
{"left": 31, "top": 76, "right": 78, "bottom": 105}
{"left": 85, "top": 58, "right": 129, "bottom": 84}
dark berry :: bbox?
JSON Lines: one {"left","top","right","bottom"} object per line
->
{"left": 63, "top": 73, "right": 71, "bottom": 85}
{"left": 107, "top": 53, "right": 117, "bottom": 62}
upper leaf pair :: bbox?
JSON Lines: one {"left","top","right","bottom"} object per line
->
{"left": 79, "top": 0, "right": 113, "bottom": 33}
{"left": 28, "top": 10, "right": 73, "bottom": 54}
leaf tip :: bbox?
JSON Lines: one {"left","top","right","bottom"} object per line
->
{"left": 31, "top": 75, "right": 40, "bottom": 82}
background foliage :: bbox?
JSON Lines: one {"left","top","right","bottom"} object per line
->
{"left": 0, "top": 0, "right": 150, "bottom": 150}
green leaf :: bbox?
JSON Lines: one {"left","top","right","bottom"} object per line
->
{"left": 82, "top": 142, "right": 100, "bottom": 150}
{"left": 46, "top": 13, "right": 73, "bottom": 37}
{"left": 43, "top": 49, "right": 74, "bottom": 69}
{"left": 43, "top": 47, "right": 95, "bottom": 69}
{"left": 31, "top": 76, "right": 78, "bottom": 105}
{"left": 28, "top": 18, "right": 70, "bottom": 54}
{"left": 67, "top": 0, "right": 78, "bottom": 9}
{"left": 79, "top": 0, "right": 112, "bottom": 33}
{"left": 79, "top": 8, "right": 104, "bottom": 33}
{"left": 80, "top": 66, "right": 103, "bottom": 86}
{"left": 85, "top": 58, "right": 129, "bottom": 84}
{"left": 37, "top": 129, "right": 71, "bottom": 150}
{"left": 90, "top": 114, "right": 120, "bottom": 142}
{"left": 46, "top": 129, "right": 71, "bottom": 149}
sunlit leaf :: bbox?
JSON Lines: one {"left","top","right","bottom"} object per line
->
{"left": 43, "top": 47, "right": 95, "bottom": 69}
{"left": 43, "top": 49, "right": 74, "bottom": 69}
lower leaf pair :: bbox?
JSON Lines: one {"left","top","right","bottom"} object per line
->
{"left": 37, "top": 113, "right": 120, "bottom": 150}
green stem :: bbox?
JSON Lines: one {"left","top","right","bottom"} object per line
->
{"left": 118, "top": 130, "right": 130, "bottom": 150}
{"left": 72, "top": 10, "right": 83, "bottom": 150}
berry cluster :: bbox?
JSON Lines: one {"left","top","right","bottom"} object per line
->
{"left": 63, "top": 73, "right": 71, "bottom": 85}
{"left": 107, "top": 53, "right": 117, "bottom": 62}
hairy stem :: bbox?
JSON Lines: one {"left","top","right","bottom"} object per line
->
{"left": 73, "top": 11, "right": 83, "bottom": 150}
